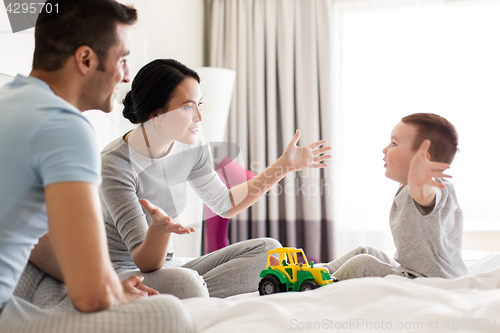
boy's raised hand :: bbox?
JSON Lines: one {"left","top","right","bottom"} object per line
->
{"left": 281, "top": 129, "right": 332, "bottom": 172}
{"left": 407, "top": 140, "right": 451, "bottom": 206}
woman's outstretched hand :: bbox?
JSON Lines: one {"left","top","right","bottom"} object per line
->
{"left": 281, "top": 129, "right": 332, "bottom": 172}
{"left": 224, "top": 129, "right": 332, "bottom": 218}
{"left": 140, "top": 199, "right": 195, "bottom": 234}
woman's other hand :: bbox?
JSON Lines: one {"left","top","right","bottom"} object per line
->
{"left": 140, "top": 199, "right": 195, "bottom": 234}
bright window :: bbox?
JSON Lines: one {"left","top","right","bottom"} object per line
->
{"left": 333, "top": 2, "right": 500, "bottom": 255}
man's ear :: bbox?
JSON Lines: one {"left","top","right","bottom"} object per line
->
{"left": 426, "top": 151, "right": 431, "bottom": 160}
{"left": 73, "top": 46, "right": 97, "bottom": 75}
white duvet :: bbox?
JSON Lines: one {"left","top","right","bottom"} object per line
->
{"left": 182, "top": 252, "right": 500, "bottom": 332}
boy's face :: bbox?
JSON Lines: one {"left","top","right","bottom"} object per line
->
{"left": 382, "top": 121, "right": 418, "bottom": 185}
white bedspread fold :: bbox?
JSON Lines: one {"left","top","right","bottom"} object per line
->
{"left": 183, "top": 252, "right": 500, "bottom": 333}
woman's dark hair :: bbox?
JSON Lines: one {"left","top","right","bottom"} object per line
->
{"left": 33, "top": 0, "right": 137, "bottom": 71}
{"left": 122, "top": 59, "right": 201, "bottom": 124}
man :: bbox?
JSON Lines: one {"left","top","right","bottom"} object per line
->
{"left": 0, "top": 1, "right": 192, "bottom": 332}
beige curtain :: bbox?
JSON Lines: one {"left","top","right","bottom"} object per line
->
{"left": 206, "top": 0, "right": 335, "bottom": 262}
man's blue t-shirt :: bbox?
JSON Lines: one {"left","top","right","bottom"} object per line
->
{"left": 0, "top": 75, "right": 101, "bottom": 306}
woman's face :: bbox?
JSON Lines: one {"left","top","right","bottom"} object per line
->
{"left": 155, "top": 77, "right": 203, "bottom": 146}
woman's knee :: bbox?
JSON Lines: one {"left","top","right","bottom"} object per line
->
{"left": 143, "top": 267, "right": 209, "bottom": 299}
{"left": 260, "top": 237, "right": 282, "bottom": 250}
{"left": 235, "top": 237, "right": 282, "bottom": 253}
{"left": 172, "top": 268, "right": 209, "bottom": 298}
{"left": 166, "top": 268, "right": 208, "bottom": 299}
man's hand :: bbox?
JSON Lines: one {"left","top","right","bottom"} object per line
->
{"left": 140, "top": 199, "right": 194, "bottom": 234}
{"left": 408, "top": 140, "right": 451, "bottom": 207}
{"left": 121, "top": 275, "right": 159, "bottom": 303}
{"left": 280, "top": 129, "right": 331, "bottom": 172}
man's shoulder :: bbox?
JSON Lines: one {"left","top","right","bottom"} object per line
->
{"left": 3, "top": 75, "right": 77, "bottom": 109}
{"left": 1, "top": 75, "right": 88, "bottom": 130}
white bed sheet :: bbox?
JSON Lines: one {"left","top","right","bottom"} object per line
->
{"left": 182, "top": 252, "right": 500, "bottom": 332}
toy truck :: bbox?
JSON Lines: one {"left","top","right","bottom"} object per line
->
{"left": 258, "top": 247, "right": 337, "bottom": 296}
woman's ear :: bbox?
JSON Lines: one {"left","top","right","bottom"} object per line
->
{"left": 150, "top": 111, "right": 162, "bottom": 124}
{"left": 148, "top": 111, "right": 157, "bottom": 121}
{"left": 151, "top": 107, "right": 168, "bottom": 123}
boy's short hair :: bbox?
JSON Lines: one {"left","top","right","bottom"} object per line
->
{"left": 401, "top": 113, "right": 458, "bottom": 164}
{"left": 33, "top": 0, "right": 137, "bottom": 72}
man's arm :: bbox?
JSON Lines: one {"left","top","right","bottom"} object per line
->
{"left": 30, "top": 233, "right": 64, "bottom": 282}
{"left": 407, "top": 140, "right": 451, "bottom": 210}
{"left": 44, "top": 182, "right": 155, "bottom": 312}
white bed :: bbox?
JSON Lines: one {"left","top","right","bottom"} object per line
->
{"left": 183, "top": 251, "right": 500, "bottom": 332}
{"left": 4, "top": 251, "right": 500, "bottom": 333}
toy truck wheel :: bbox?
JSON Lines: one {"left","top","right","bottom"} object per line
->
{"left": 299, "top": 280, "right": 319, "bottom": 292}
{"left": 259, "top": 276, "right": 283, "bottom": 295}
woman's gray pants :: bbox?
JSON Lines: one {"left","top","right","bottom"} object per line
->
{"left": 118, "top": 237, "right": 282, "bottom": 299}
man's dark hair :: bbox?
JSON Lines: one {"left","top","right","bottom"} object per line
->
{"left": 33, "top": 0, "right": 137, "bottom": 71}
{"left": 401, "top": 113, "right": 459, "bottom": 164}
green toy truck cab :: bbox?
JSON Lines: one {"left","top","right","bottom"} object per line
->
{"left": 258, "top": 247, "right": 336, "bottom": 296}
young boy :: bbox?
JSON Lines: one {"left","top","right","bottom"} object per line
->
{"left": 324, "top": 113, "right": 467, "bottom": 280}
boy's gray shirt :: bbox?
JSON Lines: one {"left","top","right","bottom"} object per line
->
{"left": 390, "top": 179, "right": 468, "bottom": 278}
{"left": 99, "top": 136, "right": 232, "bottom": 268}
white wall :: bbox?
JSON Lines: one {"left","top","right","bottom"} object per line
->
{"left": 0, "top": 0, "right": 206, "bottom": 257}
{"left": 114, "top": 0, "right": 205, "bottom": 101}
{"left": 0, "top": 0, "right": 205, "bottom": 134}
{"left": 332, "top": 1, "right": 500, "bottom": 257}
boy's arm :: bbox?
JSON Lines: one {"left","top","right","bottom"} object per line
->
{"left": 407, "top": 140, "right": 451, "bottom": 210}
{"left": 44, "top": 182, "right": 157, "bottom": 313}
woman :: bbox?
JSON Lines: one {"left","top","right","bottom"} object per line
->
{"left": 100, "top": 59, "right": 331, "bottom": 299}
